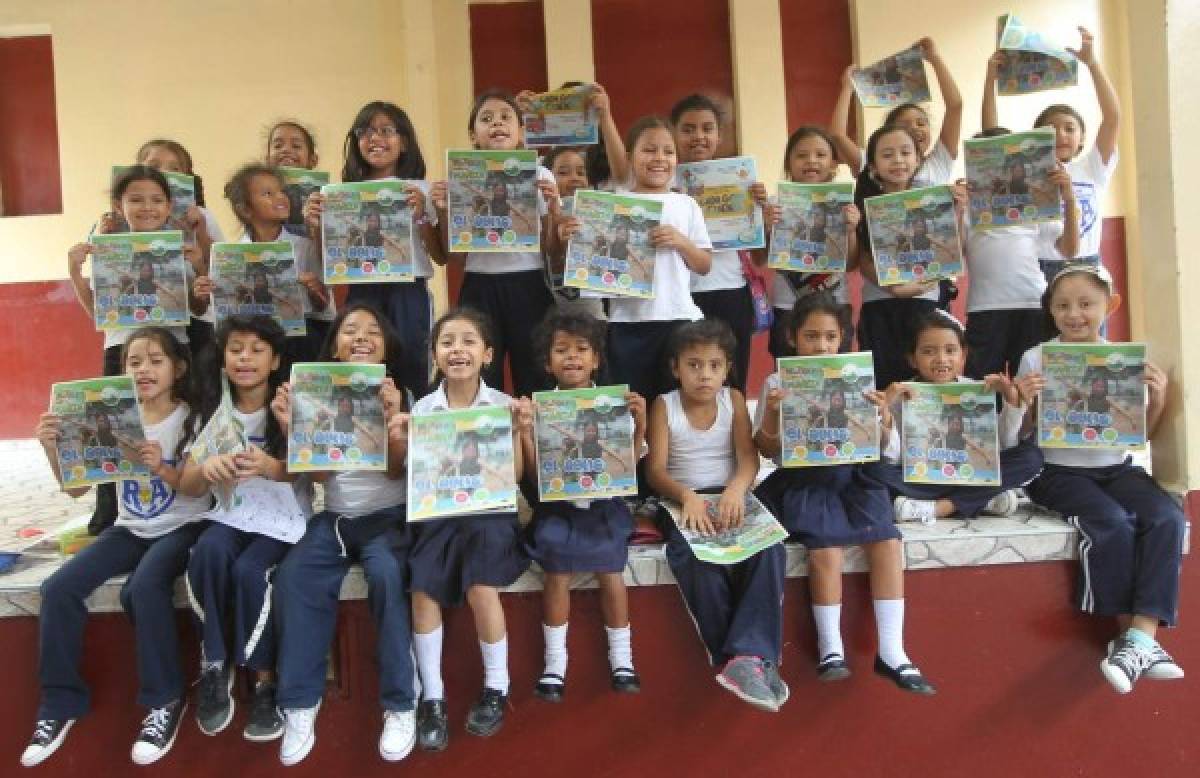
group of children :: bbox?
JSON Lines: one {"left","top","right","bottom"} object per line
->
{"left": 20, "top": 24, "right": 1187, "bottom": 771}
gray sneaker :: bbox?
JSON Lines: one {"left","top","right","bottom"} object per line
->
{"left": 195, "top": 664, "right": 235, "bottom": 735}
{"left": 761, "top": 660, "right": 790, "bottom": 708}
{"left": 715, "top": 656, "right": 778, "bottom": 712}
{"left": 243, "top": 680, "right": 284, "bottom": 742}
{"left": 1107, "top": 640, "right": 1184, "bottom": 681}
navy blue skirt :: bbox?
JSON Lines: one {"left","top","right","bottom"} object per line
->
{"left": 755, "top": 464, "right": 899, "bottom": 549}
{"left": 523, "top": 498, "right": 633, "bottom": 574}
{"left": 408, "top": 512, "right": 530, "bottom": 607}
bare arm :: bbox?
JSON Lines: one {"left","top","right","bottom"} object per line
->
{"left": 1070, "top": 27, "right": 1119, "bottom": 163}
{"left": 982, "top": 52, "right": 1004, "bottom": 130}
{"left": 920, "top": 38, "right": 963, "bottom": 159}
{"left": 830, "top": 65, "right": 864, "bottom": 172}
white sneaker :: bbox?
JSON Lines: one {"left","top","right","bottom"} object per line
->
{"left": 894, "top": 496, "right": 937, "bottom": 525}
{"left": 279, "top": 703, "right": 320, "bottom": 766}
{"left": 1108, "top": 640, "right": 1185, "bottom": 681}
{"left": 20, "top": 719, "right": 74, "bottom": 767}
{"left": 379, "top": 709, "right": 417, "bottom": 762}
{"left": 983, "top": 490, "right": 1019, "bottom": 517}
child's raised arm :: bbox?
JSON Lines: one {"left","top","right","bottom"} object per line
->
{"left": 1069, "top": 27, "right": 1119, "bottom": 163}
{"left": 592, "top": 84, "right": 628, "bottom": 186}
{"left": 919, "top": 37, "right": 963, "bottom": 159}
{"left": 66, "top": 243, "right": 97, "bottom": 320}
{"left": 982, "top": 51, "right": 1005, "bottom": 131}
{"left": 830, "top": 65, "right": 864, "bottom": 173}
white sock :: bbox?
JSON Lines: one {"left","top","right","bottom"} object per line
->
{"left": 414, "top": 627, "right": 445, "bottom": 700}
{"left": 813, "top": 603, "right": 844, "bottom": 660}
{"left": 605, "top": 624, "right": 634, "bottom": 673}
{"left": 542, "top": 623, "right": 568, "bottom": 683}
{"left": 873, "top": 598, "right": 911, "bottom": 669}
{"left": 480, "top": 636, "right": 510, "bottom": 695}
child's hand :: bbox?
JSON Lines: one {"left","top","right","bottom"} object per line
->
{"left": 1013, "top": 372, "right": 1045, "bottom": 406}
{"left": 511, "top": 397, "right": 534, "bottom": 434}
{"left": 387, "top": 411, "right": 410, "bottom": 444}
{"left": 1048, "top": 163, "right": 1075, "bottom": 203}
{"left": 1067, "top": 27, "right": 1096, "bottom": 67}
{"left": 298, "top": 271, "right": 322, "bottom": 294}
{"left": 515, "top": 89, "right": 537, "bottom": 113}
{"left": 192, "top": 275, "right": 214, "bottom": 299}
{"left": 843, "top": 203, "right": 861, "bottom": 231}
{"left": 984, "top": 373, "right": 1021, "bottom": 407}
{"left": 762, "top": 203, "right": 782, "bottom": 227}
{"left": 183, "top": 243, "right": 206, "bottom": 274}
{"left": 764, "top": 387, "right": 783, "bottom": 417}
{"left": 1144, "top": 361, "right": 1168, "bottom": 405}
{"left": 537, "top": 178, "right": 562, "bottom": 215}
{"left": 138, "top": 440, "right": 164, "bottom": 474}
{"left": 749, "top": 182, "right": 769, "bottom": 208}
{"left": 234, "top": 445, "right": 275, "bottom": 481}
{"left": 841, "top": 64, "right": 856, "bottom": 89}
{"left": 883, "top": 381, "right": 915, "bottom": 407}
{"left": 625, "top": 391, "right": 647, "bottom": 438}
{"left": 96, "top": 212, "right": 120, "bottom": 235}
{"left": 916, "top": 36, "right": 937, "bottom": 60}
{"left": 589, "top": 83, "right": 611, "bottom": 119}
{"left": 303, "top": 192, "right": 325, "bottom": 230}
{"left": 717, "top": 486, "right": 746, "bottom": 529}
{"left": 35, "top": 412, "right": 62, "bottom": 448}
{"left": 951, "top": 178, "right": 969, "bottom": 213}
{"left": 648, "top": 225, "right": 688, "bottom": 251}
{"left": 892, "top": 280, "right": 939, "bottom": 298}
{"left": 379, "top": 378, "right": 405, "bottom": 418}
{"left": 406, "top": 185, "right": 427, "bottom": 222}
{"left": 863, "top": 389, "right": 892, "bottom": 428}
{"left": 430, "top": 181, "right": 448, "bottom": 211}
{"left": 67, "top": 243, "right": 95, "bottom": 275}
{"left": 987, "top": 51, "right": 1008, "bottom": 77}
{"left": 271, "top": 383, "right": 291, "bottom": 432}
{"left": 183, "top": 205, "right": 207, "bottom": 236}
{"left": 680, "top": 490, "right": 715, "bottom": 535}
{"left": 556, "top": 216, "right": 582, "bottom": 243}
{"left": 201, "top": 453, "right": 239, "bottom": 485}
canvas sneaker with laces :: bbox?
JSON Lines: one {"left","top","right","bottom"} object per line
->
{"left": 1107, "top": 639, "right": 1185, "bottom": 681}
{"left": 243, "top": 680, "right": 284, "bottom": 742}
{"left": 1101, "top": 635, "right": 1154, "bottom": 694}
{"left": 983, "top": 490, "right": 1019, "bottom": 517}
{"left": 379, "top": 709, "right": 417, "bottom": 762}
{"left": 195, "top": 663, "right": 234, "bottom": 735}
{"left": 279, "top": 703, "right": 320, "bottom": 766}
{"left": 894, "top": 496, "right": 937, "bottom": 525}
{"left": 19, "top": 719, "right": 74, "bottom": 767}
{"left": 131, "top": 699, "right": 186, "bottom": 766}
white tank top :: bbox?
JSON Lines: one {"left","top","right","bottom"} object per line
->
{"left": 663, "top": 388, "right": 736, "bottom": 491}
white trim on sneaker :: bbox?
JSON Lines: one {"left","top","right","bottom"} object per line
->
{"left": 20, "top": 719, "right": 75, "bottom": 768}
{"left": 379, "top": 709, "right": 417, "bottom": 762}
{"left": 280, "top": 702, "right": 320, "bottom": 767}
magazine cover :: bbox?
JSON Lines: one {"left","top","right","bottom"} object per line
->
{"left": 563, "top": 189, "right": 661, "bottom": 299}
{"left": 663, "top": 493, "right": 788, "bottom": 566}
{"left": 902, "top": 382, "right": 1000, "bottom": 485}
{"left": 864, "top": 185, "right": 962, "bottom": 285}
{"left": 202, "top": 479, "right": 308, "bottom": 545}
{"left": 996, "top": 14, "right": 1079, "bottom": 96}
{"left": 279, "top": 167, "right": 331, "bottom": 230}
{"left": 189, "top": 372, "right": 247, "bottom": 511}
{"left": 677, "top": 156, "right": 765, "bottom": 251}
{"left": 778, "top": 353, "right": 880, "bottom": 467}
{"left": 533, "top": 385, "right": 637, "bottom": 502}
{"left": 210, "top": 241, "right": 306, "bottom": 336}
{"left": 320, "top": 180, "right": 415, "bottom": 283}
{"left": 447, "top": 149, "right": 540, "bottom": 254}
{"left": 408, "top": 406, "right": 517, "bottom": 520}
{"left": 767, "top": 182, "right": 854, "bottom": 273}
{"left": 50, "top": 376, "right": 149, "bottom": 489}
{"left": 851, "top": 45, "right": 931, "bottom": 107}
{"left": 1039, "top": 343, "right": 1147, "bottom": 450}
{"left": 91, "top": 231, "right": 189, "bottom": 331}
{"left": 287, "top": 363, "right": 387, "bottom": 472}
{"left": 111, "top": 167, "right": 197, "bottom": 240}
{"left": 522, "top": 84, "right": 599, "bottom": 147}
{"left": 964, "top": 129, "right": 1060, "bottom": 229}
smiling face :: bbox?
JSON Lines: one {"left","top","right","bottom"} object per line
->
{"left": 546, "top": 330, "right": 600, "bottom": 389}
{"left": 224, "top": 331, "right": 280, "bottom": 392}
{"left": 125, "top": 335, "right": 181, "bottom": 403}
{"left": 356, "top": 112, "right": 405, "bottom": 175}
{"left": 787, "top": 134, "right": 837, "bottom": 183}
{"left": 790, "top": 311, "right": 842, "bottom": 356}
{"left": 890, "top": 106, "right": 931, "bottom": 155}
{"left": 334, "top": 309, "right": 386, "bottom": 364}
{"left": 673, "top": 108, "right": 720, "bottom": 163}
{"left": 243, "top": 172, "right": 290, "bottom": 226}
{"left": 870, "top": 129, "right": 919, "bottom": 189}
{"left": 139, "top": 144, "right": 185, "bottom": 173}
{"left": 1048, "top": 273, "right": 1113, "bottom": 342}
{"left": 671, "top": 342, "right": 730, "bottom": 400}
{"left": 910, "top": 326, "right": 965, "bottom": 383}
{"left": 434, "top": 318, "right": 492, "bottom": 382}
{"left": 1042, "top": 112, "right": 1084, "bottom": 162}
{"left": 267, "top": 123, "right": 315, "bottom": 168}
{"left": 470, "top": 98, "right": 521, "bottom": 150}
{"left": 550, "top": 150, "right": 588, "bottom": 197}
{"left": 629, "top": 127, "right": 676, "bottom": 192}
{"left": 118, "top": 179, "right": 172, "bottom": 231}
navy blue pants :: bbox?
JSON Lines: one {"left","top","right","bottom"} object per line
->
{"left": 965, "top": 309, "right": 1045, "bottom": 381}
{"left": 607, "top": 320, "right": 684, "bottom": 407}
{"left": 459, "top": 270, "right": 554, "bottom": 397}
{"left": 347, "top": 279, "right": 432, "bottom": 398}
{"left": 1028, "top": 460, "right": 1185, "bottom": 626}
{"left": 275, "top": 509, "right": 415, "bottom": 712}
{"left": 37, "top": 523, "right": 203, "bottom": 720}
{"left": 187, "top": 523, "right": 290, "bottom": 671}
{"left": 663, "top": 518, "right": 785, "bottom": 666}
{"left": 694, "top": 285, "right": 754, "bottom": 393}
{"left": 864, "top": 439, "right": 1045, "bottom": 518}
{"left": 857, "top": 298, "right": 938, "bottom": 389}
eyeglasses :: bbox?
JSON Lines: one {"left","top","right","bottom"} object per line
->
{"left": 354, "top": 126, "right": 400, "bottom": 140}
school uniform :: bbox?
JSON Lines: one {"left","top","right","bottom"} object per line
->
{"left": 659, "top": 388, "right": 785, "bottom": 666}
{"left": 752, "top": 374, "right": 899, "bottom": 547}
{"left": 407, "top": 381, "right": 529, "bottom": 607}
{"left": 186, "top": 206, "right": 228, "bottom": 360}
{"left": 856, "top": 281, "right": 938, "bottom": 390}
{"left": 860, "top": 377, "right": 1045, "bottom": 516}
{"left": 186, "top": 408, "right": 311, "bottom": 672}
{"left": 459, "top": 167, "right": 556, "bottom": 397}
{"left": 274, "top": 469, "right": 415, "bottom": 712}
{"left": 1038, "top": 146, "right": 1117, "bottom": 283}
{"left": 36, "top": 404, "right": 208, "bottom": 720}
{"left": 1007, "top": 342, "right": 1185, "bottom": 624}
{"left": 768, "top": 271, "right": 853, "bottom": 359}
{"left": 692, "top": 250, "right": 755, "bottom": 393}
{"left": 607, "top": 192, "right": 712, "bottom": 405}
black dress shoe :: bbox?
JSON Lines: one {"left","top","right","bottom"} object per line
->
{"left": 816, "top": 653, "right": 851, "bottom": 682}
{"left": 610, "top": 668, "right": 641, "bottom": 694}
{"left": 873, "top": 656, "right": 937, "bottom": 695}
{"left": 465, "top": 688, "right": 507, "bottom": 737}
{"left": 534, "top": 673, "right": 565, "bottom": 702}
{"left": 416, "top": 699, "right": 449, "bottom": 751}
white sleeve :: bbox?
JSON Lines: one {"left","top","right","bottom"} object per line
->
{"left": 685, "top": 195, "right": 713, "bottom": 250}
{"left": 536, "top": 166, "right": 555, "bottom": 218}
{"left": 998, "top": 346, "right": 1041, "bottom": 448}
{"left": 202, "top": 207, "right": 226, "bottom": 243}
{"left": 1083, "top": 145, "right": 1118, "bottom": 190}
{"left": 752, "top": 373, "right": 779, "bottom": 434}
{"left": 881, "top": 398, "right": 903, "bottom": 462}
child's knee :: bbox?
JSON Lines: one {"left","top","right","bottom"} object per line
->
{"left": 466, "top": 584, "right": 499, "bottom": 609}
{"left": 809, "top": 547, "right": 843, "bottom": 575}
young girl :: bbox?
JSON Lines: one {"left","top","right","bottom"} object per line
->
{"left": 541, "top": 145, "right": 607, "bottom": 322}
{"left": 223, "top": 163, "right": 333, "bottom": 365}
{"left": 22, "top": 328, "right": 208, "bottom": 767}
{"left": 179, "top": 315, "right": 311, "bottom": 743}
{"left": 863, "top": 311, "right": 1044, "bottom": 522}
{"left": 304, "top": 102, "right": 445, "bottom": 398}
{"left": 431, "top": 91, "right": 561, "bottom": 397}
{"left": 670, "top": 94, "right": 764, "bottom": 392}
{"left": 519, "top": 311, "right": 646, "bottom": 701}
{"left": 265, "top": 120, "right": 320, "bottom": 232}
{"left": 645, "top": 320, "right": 788, "bottom": 711}
{"left": 591, "top": 116, "right": 712, "bottom": 406}
{"left": 270, "top": 303, "right": 417, "bottom": 765}
{"left": 408, "top": 308, "right": 532, "bottom": 747}
{"left": 754, "top": 294, "right": 934, "bottom": 695}
{"left": 765, "top": 126, "right": 861, "bottom": 359}
{"left": 999, "top": 267, "right": 1184, "bottom": 693}
{"left": 518, "top": 81, "right": 629, "bottom": 190}
{"left": 983, "top": 28, "right": 1120, "bottom": 282}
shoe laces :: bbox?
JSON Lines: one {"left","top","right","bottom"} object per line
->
{"left": 197, "top": 667, "right": 226, "bottom": 709}
{"left": 1112, "top": 641, "right": 1154, "bottom": 673}
{"left": 32, "top": 720, "right": 58, "bottom": 743}
{"left": 139, "top": 707, "right": 172, "bottom": 741}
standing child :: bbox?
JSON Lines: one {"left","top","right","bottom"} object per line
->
{"left": 998, "top": 267, "right": 1184, "bottom": 693}
{"left": 21, "top": 328, "right": 208, "bottom": 767}
{"left": 754, "top": 294, "right": 935, "bottom": 694}
{"left": 519, "top": 311, "right": 646, "bottom": 702}
{"left": 408, "top": 308, "right": 532, "bottom": 748}
{"left": 265, "top": 119, "right": 320, "bottom": 232}
{"left": 645, "top": 320, "right": 789, "bottom": 711}
{"left": 431, "top": 91, "right": 561, "bottom": 397}
{"left": 223, "top": 163, "right": 333, "bottom": 365}
{"left": 863, "top": 311, "right": 1044, "bottom": 522}
{"left": 304, "top": 102, "right": 445, "bottom": 397}
{"left": 180, "top": 315, "right": 312, "bottom": 743}
{"left": 270, "top": 303, "right": 418, "bottom": 765}
{"left": 541, "top": 145, "right": 607, "bottom": 321}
